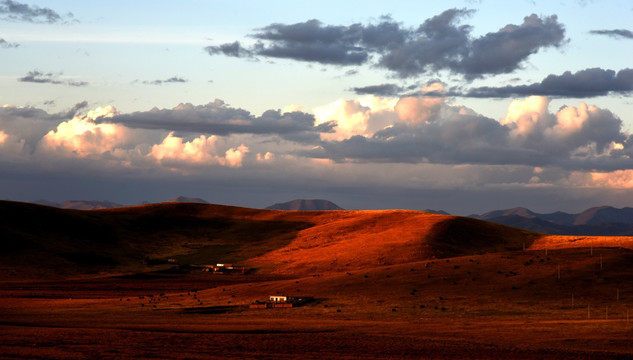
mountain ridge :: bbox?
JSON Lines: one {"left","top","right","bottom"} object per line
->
{"left": 472, "top": 205, "right": 633, "bottom": 235}
{"left": 265, "top": 199, "right": 344, "bottom": 211}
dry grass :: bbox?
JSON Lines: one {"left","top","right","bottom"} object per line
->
{"left": 4, "top": 201, "right": 633, "bottom": 358}
{"left": 532, "top": 235, "right": 633, "bottom": 251}
{"left": 3, "top": 248, "right": 633, "bottom": 358}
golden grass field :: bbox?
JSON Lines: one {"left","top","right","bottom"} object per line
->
{"left": 1, "top": 201, "right": 633, "bottom": 359}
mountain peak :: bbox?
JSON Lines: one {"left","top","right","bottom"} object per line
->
{"left": 165, "top": 196, "right": 209, "bottom": 204}
{"left": 477, "top": 207, "right": 536, "bottom": 220}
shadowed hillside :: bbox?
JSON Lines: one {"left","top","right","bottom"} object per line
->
{"left": 0, "top": 201, "right": 313, "bottom": 278}
{"left": 4, "top": 200, "right": 632, "bottom": 280}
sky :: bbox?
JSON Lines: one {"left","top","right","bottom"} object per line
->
{"left": 1, "top": 0, "right": 633, "bottom": 215}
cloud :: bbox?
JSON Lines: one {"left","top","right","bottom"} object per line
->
{"left": 0, "top": 102, "right": 91, "bottom": 153}
{"left": 5, "top": 98, "right": 633, "bottom": 214}
{"left": 314, "top": 99, "right": 372, "bottom": 141}
{"left": 62, "top": 101, "right": 89, "bottom": 118}
{"left": 394, "top": 82, "right": 446, "bottom": 124}
{"left": 587, "top": 170, "right": 633, "bottom": 188}
{"left": 257, "top": 152, "right": 274, "bottom": 161}
{"left": 223, "top": 144, "right": 249, "bottom": 167}
{"left": 101, "top": 99, "right": 334, "bottom": 143}
{"left": 0, "top": 128, "right": 26, "bottom": 159}
{"left": 148, "top": 132, "right": 249, "bottom": 168}
{"left": 205, "top": 41, "right": 253, "bottom": 58}
{"left": 5, "top": 96, "right": 632, "bottom": 174}
{"left": 249, "top": 19, "right": 370, "bottom": 65}
{"left": 455, "top": 14, "right": 566, "bottom": 79}
{"left": 352, "top": 84, "right": 406, "bottom": 97}
{"left": 305, "top": 94, "right": 632, "bottom": 172}
{"left": 463, "top": 68, "right": 633, "bottom": 98}
{"left": 0, "top": 0, "right": 76, "bottom": 24}
{"left": 0, "top": 38, "right": 18, "bottom": 48}
{"left": 14, "top": 105, "right": 253, "bottom": 172}
{"left": 589, "top": 29, "right": 633, "bottom": 40}
{"left": 312, "top": 95, "right": 400, "bottom": 141}
{"left": 39, "top": 106, "right": 129, "bottom": 158}
{"left": 207, "top": 10, "right": 566, "bottom": 79}
{"left": 141, "top": 76, "right": 188, "bottom": 85}
{"left": 18, "top": 70, "right": 88, "bottom": 87}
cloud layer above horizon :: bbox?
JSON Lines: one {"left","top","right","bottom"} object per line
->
{"left": 2, "top": 1, "right": 633, "bottom": 213}
{"left": 3, "top": 91, "right": 633, "bottom": 198}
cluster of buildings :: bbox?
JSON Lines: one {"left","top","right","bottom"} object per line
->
{"left": 249, "top": 295, "right": 313, "bottom": 309}
{"left": 200, "top": 263, "right": 251, "bottom": 274}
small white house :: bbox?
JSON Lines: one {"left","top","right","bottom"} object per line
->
{"left": 269, "top": 295, "right": 287, "bottom": 302}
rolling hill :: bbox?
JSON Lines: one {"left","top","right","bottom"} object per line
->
{"left": 4, "top": 200, "right": 633, "bottom": 358}
{"left": 0, "top": 200, "right": 542, "bottom": 279}
{"left": 4, "top": 199, "right": 633, "bottom": 280}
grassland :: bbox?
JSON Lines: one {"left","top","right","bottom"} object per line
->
{"left": 1, "top": 201, "right": 633, "bottom": 359}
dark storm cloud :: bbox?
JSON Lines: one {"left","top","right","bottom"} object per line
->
{"left": 18, "top": 70, "right": 88, "bottom": 87}
{"left": 206, "top": 9, "right": 566, "bottom": 79}
{"left": 0, "top": 37, "right": 18, "bottom": 48}
{"left": 101, "top": 100, "right": 334, "bottom": 143}
{"left": 589, "top": 29, "right": 633, "bottom": 39}
{"left": 0, "top": 0, "right": 76, "bottom": 24}
{"left": 141, "top": 76, "right": 188, "bottom": 85}
{"left": 463, "top": 68, "right": 633, "bottom": 98}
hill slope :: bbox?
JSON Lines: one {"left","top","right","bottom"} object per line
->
{"left": 0, "top": 201, "right": 312, "bottom": 278}
{"left": 0, "top": 201, "right": 549, "bottom": 278}
{"left": 250, "top": 211, "right": 543, "bottom": 274}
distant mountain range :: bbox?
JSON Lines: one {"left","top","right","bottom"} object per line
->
{"left": 265, "top": 199, "right": 343, "bottom": 211}
{"left": 34, "top": 200, "right": 124, "bottom": 210}
{"left": 470, "top": 206, "right": 633, "bottom": 235}
{"left": 35, "top": 196, "right": 209, "bottom": 210}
